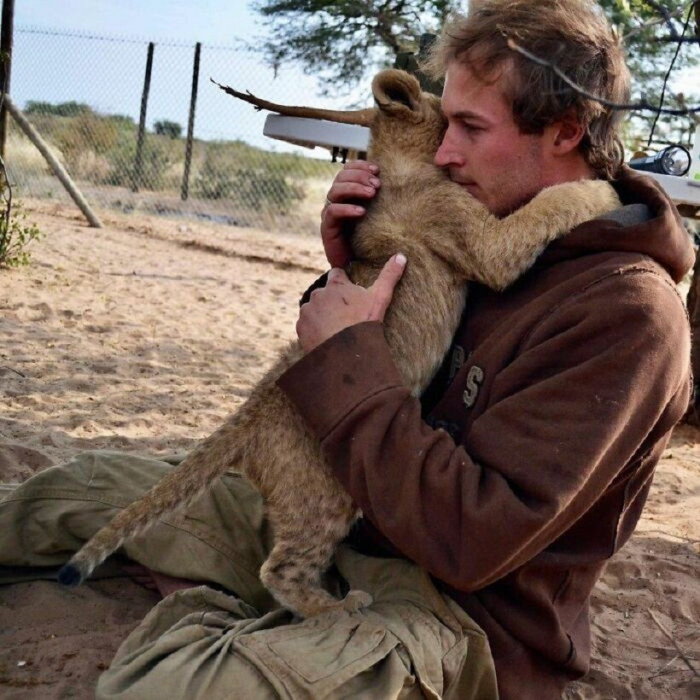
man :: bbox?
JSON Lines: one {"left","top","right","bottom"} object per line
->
{"left": 277, "top": 0, "right": 692, "bottom": 695}
{"left": 0, "top": 1, "right": 693, "bottom": 698}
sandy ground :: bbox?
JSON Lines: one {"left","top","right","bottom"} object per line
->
{"left": 0, "top": 200, "right": 698, "bottom": 698}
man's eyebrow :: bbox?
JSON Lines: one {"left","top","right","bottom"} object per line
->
{"left": 450, "top": 110, "right": 492, "bottom": 124}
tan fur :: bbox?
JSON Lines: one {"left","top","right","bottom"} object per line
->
{"left": 59, "top": 70, "right": 622, "bottom": 617}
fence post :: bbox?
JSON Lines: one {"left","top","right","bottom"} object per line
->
{"left": 132, "top": 41, "right": 154, "bottom": 193}
{"left": 0, "top": 0, "right": 15, "bottom": 160}
{"left": 181, "top": 41, "right": 201, "bottom": 201}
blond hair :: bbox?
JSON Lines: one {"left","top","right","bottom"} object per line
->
{"left": 425, "top": 0, "right": 631, "bottom": 179}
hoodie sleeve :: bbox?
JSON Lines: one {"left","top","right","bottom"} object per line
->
{"left": 276, "top": 268, "right": 690, "bottom": 593}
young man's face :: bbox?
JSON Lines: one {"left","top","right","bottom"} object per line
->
{"left": 434, "top": 60, "right": 551, "bottom": 217}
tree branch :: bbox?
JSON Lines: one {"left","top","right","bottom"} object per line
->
{"left": 654, "top": 35, "right": 700, "bottom": 42}
{"left": 648, "top": 610, "right": 700, "bottom": 679}
{"left": 504, "top": 36, "right": 700, "bottom": 115}
{"left": 622, "top": 3, "right": 688, "bottom": 42}
{"left": 642, "top": 0, "right": 682, "bottom": 39}
{"left": 677, "top": 93, "right": 700, "bottom": 124}
{"left": 646, "top": 1, "right": 697, "bottom": 145}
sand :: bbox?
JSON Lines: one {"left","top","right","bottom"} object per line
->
{"left": 0, "top": 200, "right": 698, "bottom": 698}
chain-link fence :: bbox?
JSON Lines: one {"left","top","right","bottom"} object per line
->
{"left": 4, "top": 27, "right": 352, "bottom": 235}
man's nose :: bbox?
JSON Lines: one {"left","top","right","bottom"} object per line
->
{"left": 434, "top": 129, "right": 462, "bottom": 168}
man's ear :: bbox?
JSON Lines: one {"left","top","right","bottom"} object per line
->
{"left": 548, "top": 109, "right": 586, "bottom": 156}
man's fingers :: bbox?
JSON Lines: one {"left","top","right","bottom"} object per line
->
{"left": 320, "top": 160, "right": 379, "bottom": 269}
{"left": 322, "top": 202, "right": 366, "bottom": 222}
{"left": 327, "top": 267, "right": 350, "bottom": 283}
{"left": 325, "top": 162, "right": 380, "bottom": 205}
{"left": 344, "top": 159, "right": 379, "bottom": 170}
{"left": 368, "top": 253, "right": 407, "bottom": 320}
{"left": 326, "top": 181, "right": 379, "bottom": 205}
{"left": 321, "top": 206, "right": 360, "bottom": 268}
{"left": 337, "top": 160, "right": 380, "bottom": 179}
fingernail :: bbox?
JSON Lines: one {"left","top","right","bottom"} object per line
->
{"left": 396, "top": 253, "right": 407, "bottom": 267}
{"left": 369, "top": 177, "right": 380, "bottom": 187}
{"left": 369, "top": 164, "right": 379, "bottom": 173}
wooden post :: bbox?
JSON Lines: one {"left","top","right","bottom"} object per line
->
{"left": 0, "top": 0, "right": 15, "bottom": 159}
{"left": 5, "top": 97, "right": 102, "bottom": 228}
{"left": 394, "top": 33, "right": 443, "bottom": 97}
{"left": 181, "top": 42, "right": 201, "bottom": 201}
{"left": 132, "top": 42, "right": 154, "bottom": 193}
{"left": 684, "top": 247, "right": 700, "bottom": 424}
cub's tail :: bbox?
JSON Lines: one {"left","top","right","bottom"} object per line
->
{"left": 58, "top": 429, "right": 245, "bottom": 587}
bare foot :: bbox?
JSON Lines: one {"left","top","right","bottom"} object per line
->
{"left": 121, "top": 562, "right": 200, "bottom": 598}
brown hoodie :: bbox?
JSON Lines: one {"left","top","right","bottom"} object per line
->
{"left": 277, "top": 169, "right": 694, "bottom": 698}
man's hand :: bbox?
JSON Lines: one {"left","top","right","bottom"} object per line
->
{"left": 297, "top": 253, "right": 407, "bottom": 353}
{"left": 321, "top": 160, "right": 381, "bottom": 268}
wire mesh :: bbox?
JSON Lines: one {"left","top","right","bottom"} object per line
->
{"left": 5, "top": 27, "right": 348, "bottom": 235}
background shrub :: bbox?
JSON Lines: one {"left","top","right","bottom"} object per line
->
{"left": 195, "top": 143, "right": 306, "bottom": 213}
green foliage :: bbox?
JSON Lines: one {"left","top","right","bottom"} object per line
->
{"left": 25, "top": 100, "right": 93, "bottom": 118}
{"left": 53, "top": 112, "right": 120, "bottom": 169}
{"left": 107, "top": 114, "right": 137, "bottom": 128}
{"left": 0, "top": 200, "right": 42, "bottom": 269}
{"left": 194, "top": 143, "right": 306, "bottom": 213}
{"left": 104, "top": 132, "right": 175, "bottom": 190}
{"left": 154, "top": 119, "right": 183, "bottom": 139}
{"left": 253, "top": 0, "right": 457, "bottom": 94}
{"left": 24, "top": 100, "right": 337, "bottom": 210}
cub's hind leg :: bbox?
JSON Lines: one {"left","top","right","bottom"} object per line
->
{"left": 260, "top": 493, "right": 370, "bottom": 618}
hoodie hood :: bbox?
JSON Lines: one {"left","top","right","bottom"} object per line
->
{"left": 539, "top": 166, "right": 695, "bottom": 284}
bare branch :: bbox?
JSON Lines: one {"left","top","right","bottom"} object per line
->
{"left": 677, "top": 93, "right": 700, "bottom": 125}
{"left": 0, "top": 365, "right": 26, "bottom": 378}
{"left": 648, "top": 610, "right": 700, "bottom": 679}
{"left": 642, "top": 0, "right": 682, "bottom": 39}
{"left": 622, "top": 2, "right": 697, "bottom": 41}
{"left": 646, "top": 1, "right": 697, "bottom": 146}
{"left": 654, "top": 35, "right": 700, "bottom": 42}
{"left": 624, "top": 18, "right": 679, "bottom": 42}
{"left": 504, "top": 36, "right": 700, "bottom": 116}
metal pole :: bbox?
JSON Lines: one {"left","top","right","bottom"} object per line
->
{"left": 181, "top": 42, "right": 201, "bottom": 201}
{"left": 132, "top": 41, "right": 154, "bottom": 192}
{"left": 0, "top": 0, "right": 15, "bottom": 159}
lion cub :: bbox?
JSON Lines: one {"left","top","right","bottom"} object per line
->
{"left": 59, "top": 70, "right": 621, "bottom": 617}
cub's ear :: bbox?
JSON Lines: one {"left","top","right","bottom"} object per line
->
{"left": 372, "top": 69, "right": 423, "bottom": 115}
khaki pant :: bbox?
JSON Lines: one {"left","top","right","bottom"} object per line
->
{"left": 0, "top": 451, "right": 498, "bottom": 699}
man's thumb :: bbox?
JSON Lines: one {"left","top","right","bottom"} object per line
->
{"left": 369, "top": 253, "right": 407, "bottom": 320}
